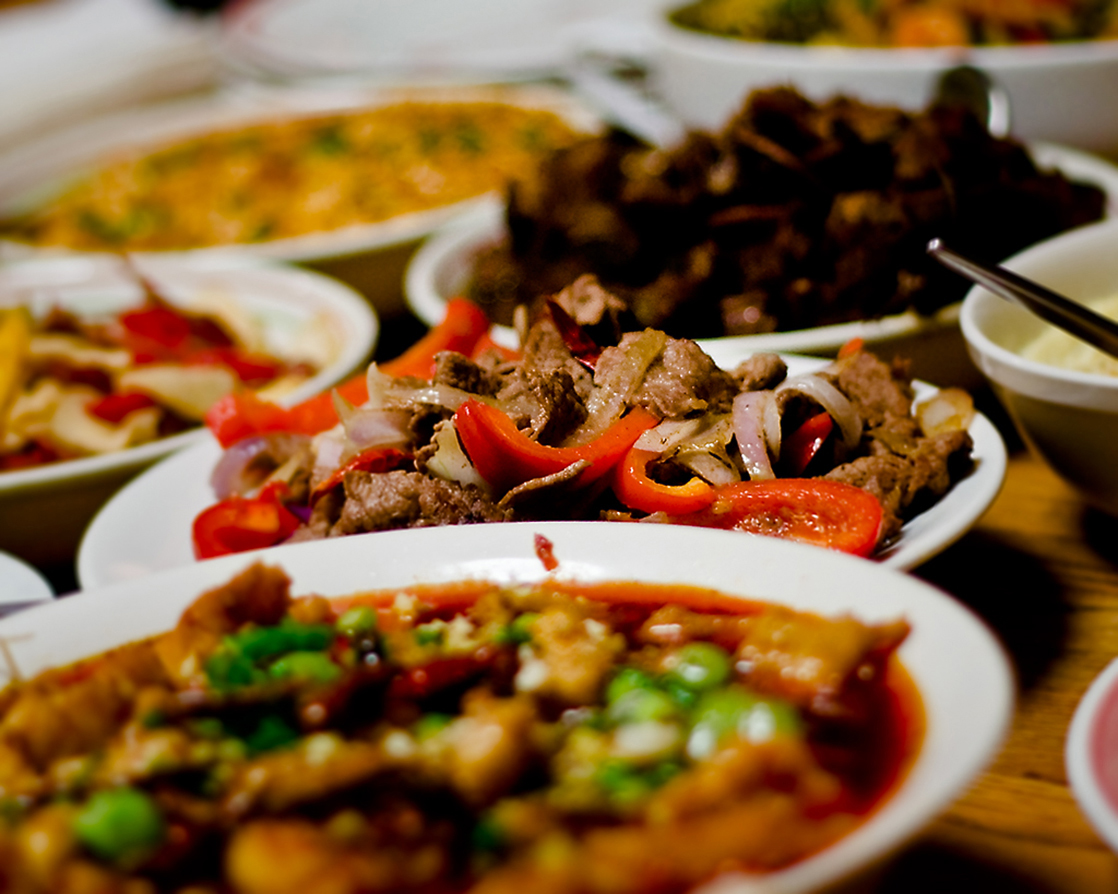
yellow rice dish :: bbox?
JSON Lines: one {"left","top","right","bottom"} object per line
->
{"left": 3, "top": 100, "right": 585, "bottom": 252}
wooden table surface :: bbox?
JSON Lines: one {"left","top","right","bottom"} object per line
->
{"left": 871, "top": 438, "right": 1118, "bottom": 892}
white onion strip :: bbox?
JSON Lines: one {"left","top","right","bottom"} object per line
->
{"left": 732, "top": 391, "right": 776, "bottom": 481}
{"left": 775, "top": 374, "right": 862, "bottom": 449}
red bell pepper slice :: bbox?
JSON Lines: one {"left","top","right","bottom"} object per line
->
{"left": 454, "top": 399, "right": 659, "bottom": 493}
{"left": 86, "top": 392, "right": 158, "bottom": 424}
{"left": 613, "top": 447, "right": 715, "bottom": 515}
{"left": 311, "top": 447, "right": 411, "bottom": 501}
{"left": 378, "top": 297, "right": 491, "bottom": 379}
{"left": 192, "top": 482, "right": 302, "bottom": 559}
{"left": 204, "top": 298, "right": 491, "bottom": 448}
{"left": 665, "top": 478, "right": 883, "bottom": 557}
{"left": 780, "top": 412, "right": 834, "bottom": 477}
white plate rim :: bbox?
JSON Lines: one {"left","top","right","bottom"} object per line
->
{"left": 16, "top": 521, "right": 1015, "bottom": 894}
{"left": 0, "top": 253, "right": 377, "bottom": 497}
{"left": 76, "top": 353, "right": 1007, "bottom": 588}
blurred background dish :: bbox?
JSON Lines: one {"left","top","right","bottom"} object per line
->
{"left": 0, "top": 0, "right": 217, "bottom": 154}
{"left": 0, "top": 81, "right": 602, "bottom": 317}
{"left": 406, "top": 131, "right": 1118, "bottom": 389}
{"left": 961, "top": 216, "right": 1118, "bottom": 517}
{"left": 1068, "top": 654, "right": 1118, "bottom": 855}
{"left": 0, "top": 549, "right": 54, "bottom": 613}
{"left": 218, "top": 0, "right": 665, "bottom": 82}
{"left": 0, "top": 253, "right": 377, "bottom": 566}
{"left": 74, "top": 353, "right": 1007, "bottom": 588}
{"left": 650, "top": 0, "right": 1118, "bottom": 154}
{"left": 10, "top": 521, "right": 1015, "bottom": 894}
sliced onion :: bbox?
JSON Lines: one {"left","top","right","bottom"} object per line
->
{"left": 210, "top": 432, "right": 311, "bottom": 499}
{"left": 365, "top": 363, "right": 478, "bottom": 413}
{"left": 732, "top": 391, "right": 775, "bottom": 481}
{"left": 339, "top": 403, "right": 414, "bottom": 453}
{"left": 775, "top": 374, "right": 862, "bottom": 449}
{"left": 634, "top": 419, "right": 704, "bottom": 453}
{"left": 424, "top": 420, "right": 488, "bottom": 490}
{"left": 916, "top": 387, "right": 975, "bottom": 436}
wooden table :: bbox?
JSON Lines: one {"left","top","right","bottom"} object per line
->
{"left": 874, "top": 444, "right": 1118, "bottom": 892}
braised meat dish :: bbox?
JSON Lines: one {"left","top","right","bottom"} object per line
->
{"left": 0, "top": 563, "right": 920, "bottom": 893}
{"left": 467, "top": 88, "right": 1107, "bottom": 337}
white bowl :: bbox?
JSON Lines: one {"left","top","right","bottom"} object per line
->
{"left": 1067, "top": 655, "right": 1118, "bottom": 853}
{"left": 75, "top": 353, "right": 1007, "bottom": 588}
{"left": 0, "top": 253, "right": 377, "bottom": 565}
{"left": 406, "top": 142, "right": 1118, "bottom": 389}
{"left": 0, "top": 81, "right": 601, "bottom": 315}
{"left": 960, "top": 217, "right": 1118, "bottom": 516}
{"left": 4, "top": 521, "right": 1014, "bottom": 894}
{"left": 649, "top": 5, "right": 1118, "bottom": 155}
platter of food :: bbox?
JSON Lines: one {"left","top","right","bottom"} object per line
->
{"left": 0, "top": 81, "right": 601, "bottom": 309}
{"left": 406, "top": 88, "right": 1118, "bottom": 387}
{"left": 0, "top": 521, "right": 1014, "bottom": 891}
{"left": 77, "top": 294, "right": 1006, "bottom": 587}
{"left": 650, "top": 0, "right": 1118, "bottom": 153}
{"left": 0, "top": 253, "right": 377, "bottom": 564}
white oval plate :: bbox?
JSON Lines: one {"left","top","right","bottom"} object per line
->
{"left": 0, "top": 550, "right": 54, "bottom": 615}
{"left": 0, "top": 82, "right": 602, "bottom": 266}
{"left": 76, "top": 353, "right": 1007, "bottom": 588}
{"left": 405, "top": 142, "right": 1118, "bottom": 387}
{"left": 9, "top": 522, "right": 1014, "bottom": 894}
{"left": 0, "top": 252, "right": 376, "bottom": 565}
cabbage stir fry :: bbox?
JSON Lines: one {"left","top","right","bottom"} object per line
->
{"left": 0, "top": 276, "right": 323, "bottom": 471}
{"left": 0, "top": 564, "right": 920, "bottom": 893}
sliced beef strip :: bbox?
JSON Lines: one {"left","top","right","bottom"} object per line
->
{"left": 595, "top": 332, "right": 738, "bottom": 419}
{"left": 331, "top": 470, "right": 510, "bottom": 536}
{"left": 433, "top": 351, "right": 502, "bottom": 397}
{"left": 732, "top": 353, "right": 787, "bottom": 392}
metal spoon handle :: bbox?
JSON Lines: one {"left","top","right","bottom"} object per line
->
{"left": 928, "top": 238, "right": 1118, "bottom": 360}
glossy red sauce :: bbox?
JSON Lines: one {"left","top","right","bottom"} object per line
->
{"left": 333, "top": 576, "right": 925, "bottom": 817}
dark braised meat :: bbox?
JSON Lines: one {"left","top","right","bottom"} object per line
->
{"left": 468, "top": 87, "right": 1106, "bottom": 337}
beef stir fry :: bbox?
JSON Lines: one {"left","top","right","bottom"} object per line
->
{"left": 197, "top": 281, "right": 975, "bottom": 560}
{"left": 467, "top": 88, "right": 1106, "bottom": 337}
{"left": 0, "top": 563, "right": 920, "bottom": 893}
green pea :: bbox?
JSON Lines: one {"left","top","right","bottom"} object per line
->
{"left": 234, "top": 621, "right": 334, "bottom": 661}
{"left": 268, "top": 651, "right": 342, "bottom": 685}
{"left": 666, "top": 642, "right": 731, "bottom": 692}
{"left": 605, "top": 687, "right": 678, "bottom": 726}
{"left": 605, "top": 667, "right": 658, "bottom": 704}
{"left": 687, "top": 687, "right": 801, "bottom": 760}
{"left": 336, "top": 605, "right": 377, "bottom": 638}
{"left": 414, "top": 622, "right": 445, "bottom": 647}
{"left": 73, "top": 788, "right": 165, "bottom": 866}
{"left": 494, "top": 612, "right": 538, "bottom": 646}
